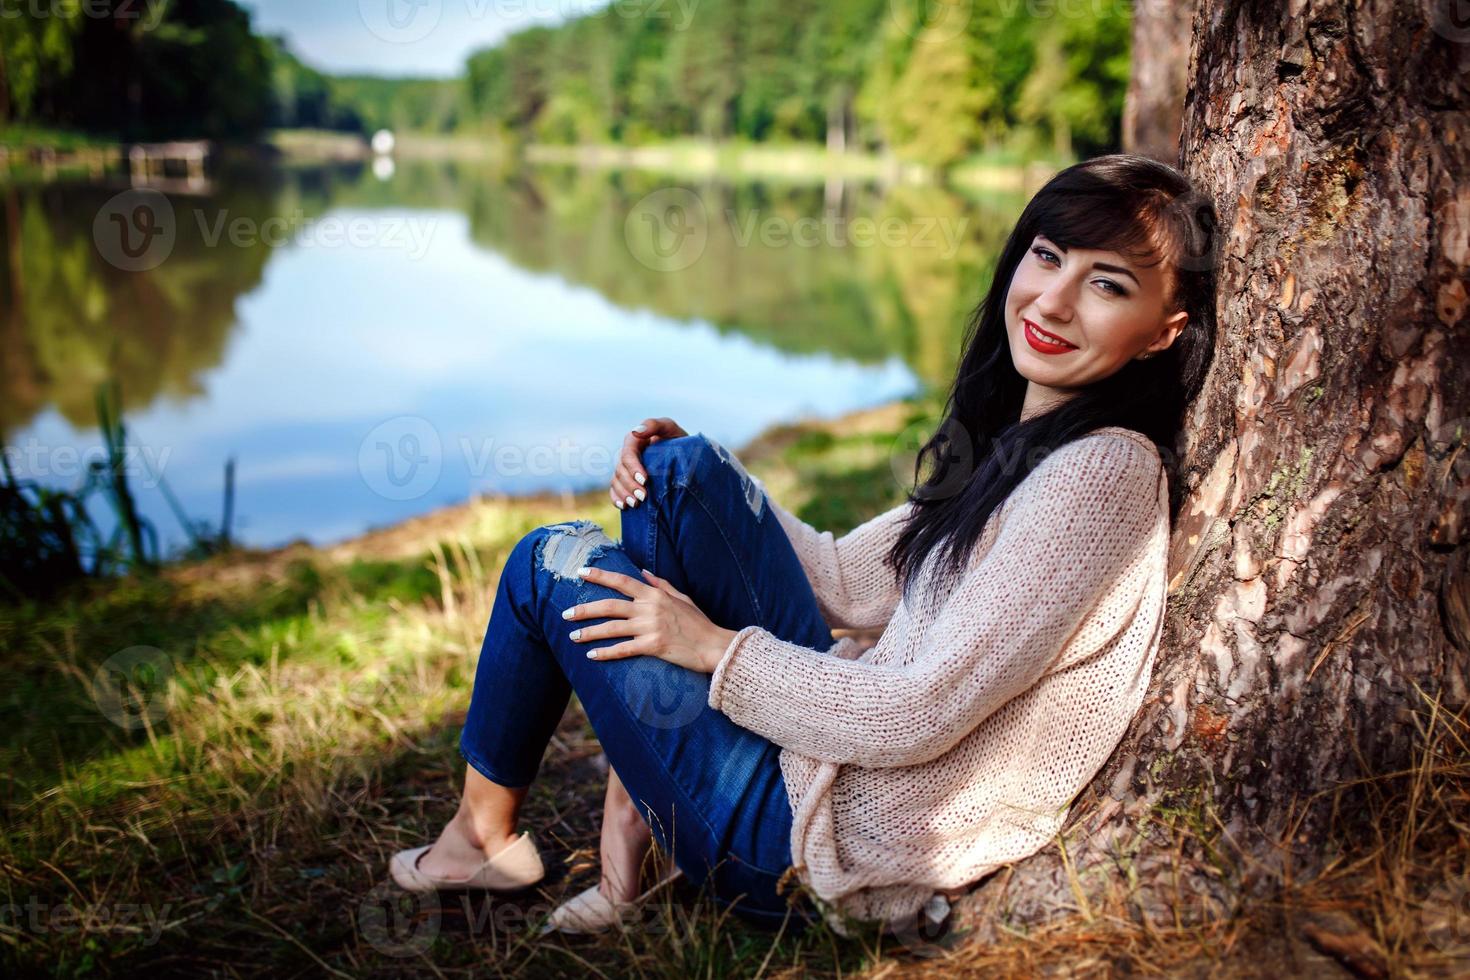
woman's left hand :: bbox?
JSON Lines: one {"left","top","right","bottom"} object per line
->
{"left": 563, "top": 566, "right": 737, "bottom": 674}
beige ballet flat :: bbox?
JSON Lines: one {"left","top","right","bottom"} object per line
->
{"left": 389, "top": 830, "right": 546, "bottom": 893}
{"left": 537, "top": 866, "right": 684, "bottom": 935}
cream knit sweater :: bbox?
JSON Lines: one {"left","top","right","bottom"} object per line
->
{"left": 705, "top": 426, "right": 1170, "bottom": 935}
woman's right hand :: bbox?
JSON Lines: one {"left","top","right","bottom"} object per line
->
{"left": 612, "top": 417, "right": 688, "bottom": 510}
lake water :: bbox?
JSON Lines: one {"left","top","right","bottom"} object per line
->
{"left": 0, "top": 158, "right": 1029, "bottom": 551}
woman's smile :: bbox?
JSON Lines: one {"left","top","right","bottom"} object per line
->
{"left": 1022, "top": 318, "right": 1079, "bottom": 353}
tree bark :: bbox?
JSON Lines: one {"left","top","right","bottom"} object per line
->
{"left": 956, "top": 0, "right": 1470, "bottom": 938}
{"left": 1122, "top": 0, "right": 1198, "bottom": 162}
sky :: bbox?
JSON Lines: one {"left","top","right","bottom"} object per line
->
{"left": 239, "top": 0, "right": 608, "bottom": 77}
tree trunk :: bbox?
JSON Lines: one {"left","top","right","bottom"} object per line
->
{"left": 826, "top": 86, "right": 848, "bottom": 155}
{"left": 0, "top": 42, "right": 10, "bottom": 125}
{"left": 956, "top": 0, "right": 1469, "bottom": 937}
{"left": 1122, "top": 0, "right": 1197, "bottom": 162}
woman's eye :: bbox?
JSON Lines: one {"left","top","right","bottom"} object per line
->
{"left": 1031, "top": 246, "right": 1059, "bottom": 265}
{"left": 1094, "top": 279, "right": 1127, "bottom": 297}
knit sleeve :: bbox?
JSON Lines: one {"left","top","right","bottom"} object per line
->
{"left": 708, "top": 433, "right": 1163, "bottom": 768}
{"left": 751, "top": 473, "right": 913, "bottom": 630}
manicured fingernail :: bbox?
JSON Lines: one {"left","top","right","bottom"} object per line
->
{"left": 633, "top": 488, "right": 645, "bottom": 502}
{"left": 562, "top": 606, "right": 575, "bottom": 619}
{"left": 569, "top": 629, "right": 582, "bottom": 640}
{"left": 634, "top": 472, "right": 645, "bottom": 485}
{"left": 614, "top": 498, "right": 623, "bottom": 510}
{"left": 586, "top": 650, "right": 599, "bottom": 659}
{"left": 634, "top": 424, "right": 647, "bottom": 432}
{"left": 575, "top": 566, "right": 590, "bottom": 577}
{"left": 625, "top": 496, "right": 635, "bottom": 508}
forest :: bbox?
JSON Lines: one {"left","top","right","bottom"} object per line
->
{"left": 0, "top": 0, "right": 1129, "bottom": 165}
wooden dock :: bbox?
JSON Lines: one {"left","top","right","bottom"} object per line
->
{"left": 128, "top": 141, "right": 211, "bottom": 187}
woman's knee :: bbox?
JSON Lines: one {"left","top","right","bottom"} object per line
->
{"left": 640, "top": 432, "right": 701, "bottom": 483}
{"left": 642, "top": 432, "right": 734, "bottom": 491}
{"left": 507, "top": 520, "right": 618, "bottom": 592}
{"left": 634, "top": 433, "right": 768, "bottom": 538}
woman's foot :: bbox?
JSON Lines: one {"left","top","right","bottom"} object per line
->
{"left": 600, "top": 764, "right": 664, "bottom": 903}
{"left": 391, "top": 833, "right": 544, "bottom": 893}
{"left": 537, "top": 766, "right": 682, "bottom": 935}
{"left": 418, "top": 805, "right": 521, "bottom": 880}
{"left": 538, "top": 865, "right": 684, "bottom": 936}
{"left": 600, "top": 814, "right": 656, "bottom": 903}
{"left": 390, "top": 764, "right": 544, "bottom": 893}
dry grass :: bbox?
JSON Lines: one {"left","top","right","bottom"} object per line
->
{"left": 837, "top": 693, "right": 1470, "bottom": 980}
{"left": 2, "top": 400, "right": 1465, "bottom": 977}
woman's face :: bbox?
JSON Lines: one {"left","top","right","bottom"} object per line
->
{"left": 1005, "top": 233, "right": 1188, "bottom": 414}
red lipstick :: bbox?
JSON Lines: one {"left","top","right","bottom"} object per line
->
{"left": 1023, "top": 318, "right": 1078, "bottom": 354}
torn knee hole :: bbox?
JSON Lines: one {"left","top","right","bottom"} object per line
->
{"left": 538, "top": 521, "right": 617, "bottom": 581}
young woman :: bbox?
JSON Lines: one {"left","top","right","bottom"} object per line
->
{"left": 388, "top": 153, "right": 1218, "bottom": 939}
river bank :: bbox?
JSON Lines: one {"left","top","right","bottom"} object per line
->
{"left": 173, "top": 395, "right": 930, "bottom": 599}
{"left": 0, "top": 125, "right": 1063, "bottom": 193}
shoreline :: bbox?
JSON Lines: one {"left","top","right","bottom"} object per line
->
{"left": 0, "top": 127, "right": 1061, "bottom": 193}
{"left": 169, "top": 395, "right": 925, "bottom": 589}
{"left": 350, "top": 397, "right": 917, "bottom": 556}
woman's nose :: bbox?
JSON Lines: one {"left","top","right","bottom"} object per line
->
{"left": 1035, "top": 279, "right": 1075, "bottom": 321}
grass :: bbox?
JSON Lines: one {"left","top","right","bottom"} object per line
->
{"left": 2, "top": 394, "right": 1466, "bottom": 977}
{"left": 0, "top": 125, "right": 120, "bottom": 152}
{"left": 0, "top": 125, "right": 123, "bottom": 181}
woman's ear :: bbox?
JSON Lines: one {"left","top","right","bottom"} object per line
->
{"left": 1137, "top": 309, "right": 1188, "bottom": 360}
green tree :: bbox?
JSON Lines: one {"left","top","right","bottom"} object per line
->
{"left": 326, "top": 75, "right": 458, "bottom": 134}
{"left": 264, "top": 35, "right": 361, "bottom": 131}
{"left": 884, "top": 16, "right": 990, "bottom": 166}
{"left": 0, "top": 0, "right": 82, "bottom": 122}
{"left": 734, "top": 0, "right": 814, "bottom": 141}
{"left": 664, "top": 0, "right": 743, "bottom": 139}
{"left": 613, "top": 16, "right": 682, "bottom": 142}
{"left": 1017, "top": 5, "right": 1131, "bottom": 157}
{"left": 534, "top": 79, "right": 609, "bottom": 144}
{"left": 0, "top": 0, "right": 275, "bottom": 140}
{"left": 793, "top": 0, "right": 888, "bottom": 150}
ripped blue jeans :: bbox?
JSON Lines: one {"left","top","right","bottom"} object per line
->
{"left": 459, "top": 433, "right": 835, "bottom": 930}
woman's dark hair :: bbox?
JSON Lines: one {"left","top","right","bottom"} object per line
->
{"left": 886, "top": 153, "right": 1218, "bottom": 605}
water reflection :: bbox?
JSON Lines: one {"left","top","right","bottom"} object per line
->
{"left": 0, "top": 160, "right": 1027, "bottom": 549}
